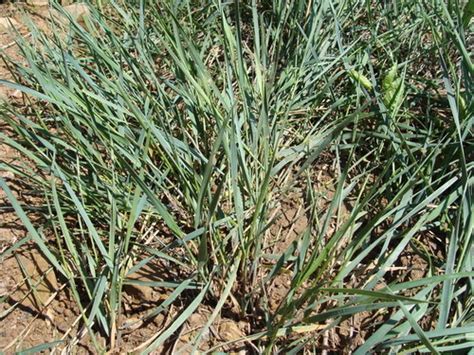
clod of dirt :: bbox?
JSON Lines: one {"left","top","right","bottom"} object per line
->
{"left": 15, "top": 249, "right": 58, "bottom": 311}
{"left": 123, "top": 265, "right": 168, "bottom": 306}
{"left": 26, "top": 0, "right": 49, "bottom": 6}
{"left": 0, "top": 17, "right": 20, "bottom": 33}
{"left": 123, "top": 281, "right": 160, "bottom": 308}
{"left": 46, "top": 3, "right": 90, "bottom": 26}
{"left": 218, "top": 320, "right": 245, "bottom": 342}
{"left": 63, "top": 3, "right": 90, "bottom": 21}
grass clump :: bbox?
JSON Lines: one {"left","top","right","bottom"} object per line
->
{"left": 0, "top": 0, "right": 472, "bottom": 353}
